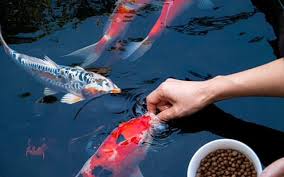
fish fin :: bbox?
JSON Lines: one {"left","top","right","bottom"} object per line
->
{"left": 44, "top": 88, "right": 58, "bottom": 96}
{"left": 130, "top": 167, "right": 144, "bottom": 177}
{"left": 122, "top": 37, "right": 153, "bottom": 61}
{"left": 64, "top": 42, "right": 102, "bottom": 67}
{"left": 197, "top": 0, "right": 215, "bottom": 10}
{"left": 74, "top": 66, "right": 85, "bottom": 70}
{"left": 43, "top": 55, "right": 59, "bottom": 68}
{"left": 61, "top": 93, "right": 84, "bottom": 104}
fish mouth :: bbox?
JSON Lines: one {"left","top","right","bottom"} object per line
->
{"left": 111, "top": 88, "right": 121, "bottom": 94}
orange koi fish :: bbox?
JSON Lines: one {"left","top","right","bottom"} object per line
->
{"left": 76, "top": 114, "right": 166, "bottom": 177}
{"left": 122, "top": 0, "right": 214, "bottom": 61}
{"left": 66, "top": 0, "right": 152, "bottom": 67}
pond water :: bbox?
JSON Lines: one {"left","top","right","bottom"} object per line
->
{"left": 0, "top": 0, "right": 284, "bottom": 177}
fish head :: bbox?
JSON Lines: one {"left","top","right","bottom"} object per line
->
{"left": 82, "top": 78, "right": 121, "bottom": 97}
{"left": 114, "top": 114, "right": 168, "bottom": 144}
{"left": 113, "top": 115, "right": 153, "bottom": 146}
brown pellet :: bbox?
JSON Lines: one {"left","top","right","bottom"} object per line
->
{"left": 196, "top": 149, "right": 257, "bottom": 177}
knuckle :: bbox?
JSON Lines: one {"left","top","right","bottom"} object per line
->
{"left": 159, "top": 82, "right": 168, "bottom": 91}
{"left": 173, "top": 106, "right": 182, "bottom": 117}
{"left": 165, "top": 78, "right": 173, "bottom": 82}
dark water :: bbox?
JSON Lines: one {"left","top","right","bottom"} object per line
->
{"left": 0, "top": 0, "right": 284, "bottom": 177}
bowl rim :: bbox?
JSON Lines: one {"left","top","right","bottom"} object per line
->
{"left": 187, "top": 139, "right": 262, "bottom": 177}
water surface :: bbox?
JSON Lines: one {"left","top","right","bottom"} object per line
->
{"left": 0, "top": 0, "right": 284, "bottom": 177}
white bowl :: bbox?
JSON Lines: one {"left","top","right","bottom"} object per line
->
{"left": 187, "top": 139, "right": 262, "bottom": 177}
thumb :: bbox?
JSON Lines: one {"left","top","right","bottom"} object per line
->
{"left": 157, "top": 107, "right": 177, "bottom": 122}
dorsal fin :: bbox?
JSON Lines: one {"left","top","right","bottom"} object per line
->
{"left": 75, "top": 66, "right": 85, "bottom": 70}
{"left": 42, "top": 55, "right": 59, "bottom": 68}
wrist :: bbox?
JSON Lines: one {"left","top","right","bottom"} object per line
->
{"left": 205, "top": 75, "right": 238, "bottom": 103}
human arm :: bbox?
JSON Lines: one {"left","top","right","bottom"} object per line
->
{"left": 146, "top": 58, "right": 284, "bottom": 121}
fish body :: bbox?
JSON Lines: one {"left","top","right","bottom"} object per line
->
{"left": 66, "top": 0, "right": 152, "bottom": 67}
{"left": 76, "top": 114, "right": 163, "bottom": 177}
{"left": 123, "top": 0, "right": 214, "bottom": 61}
{"left": 0, "top": 29, "right": 121, "bottom": 104}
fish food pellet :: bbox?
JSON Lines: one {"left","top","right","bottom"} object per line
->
{"left": 196, "top": 149, "right": 257, "bottom": 177}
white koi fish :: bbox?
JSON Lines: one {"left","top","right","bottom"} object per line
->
{"left": 0, "top": 28, "right": 121, "bottom": 104}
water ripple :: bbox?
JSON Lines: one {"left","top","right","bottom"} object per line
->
{"left": 168, "top": 9, "right": 258, "bottom": 36}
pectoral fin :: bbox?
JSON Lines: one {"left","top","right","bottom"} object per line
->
{"left": 61, "top": 93, "right": 84, "bottom": 104}
{"left": 44, "top": 88, "right": 58, "bottom": 96}
{"left": 130, "top": 167, "right": 144, "bottom": 177}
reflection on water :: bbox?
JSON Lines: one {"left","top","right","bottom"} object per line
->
{"left": 1, "top": 0, "right": 284, "bottom": 177}
{"left": 0, "top": 0, "right": 116, "bottom": 43}
{"left": 168, "top": 9, "right": 257, "bottom": 36}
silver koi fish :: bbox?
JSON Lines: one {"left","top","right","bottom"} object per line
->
{"left": 0, "top": 28, "right": 121, "bottom": 104}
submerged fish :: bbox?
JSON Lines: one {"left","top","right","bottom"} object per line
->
{"left": 76, "top": 113, "right": 166, "bottom": 177}
{"left": 0, "top": 28, "right": 121, "bottom": 104}
{"left": 122, "top": 0, "right": 214, "bottom": 61}
{"left": 66, "top": 0, "right": 152, "bottom": 67}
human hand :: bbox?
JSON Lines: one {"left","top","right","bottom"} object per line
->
{"left": 146, "top": 78, "right": 218, "bottom": 121}
{"left": 260, "top": 158, "right": 284, "bottom": 177}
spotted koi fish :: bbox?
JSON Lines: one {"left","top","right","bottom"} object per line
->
{"left": 65, "top": 0, "right": 152, "bottom": 67}
{"left": 76, "top": 113, "right": 166, "bottom": 177}
{"left": 0, "top": 28, "right": 121, "bottom": 104}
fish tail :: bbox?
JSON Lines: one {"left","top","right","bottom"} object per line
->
{"left": 122, "top": 37, "right": 153, "bottom": 61}
{"left": 63, "top": 37, "right": 108, "bottom": 67}
{"left": 0, "top": 25, "right": 13, "bottom": 56}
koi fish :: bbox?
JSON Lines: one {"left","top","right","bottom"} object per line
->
{"left": 66, "top": 0, "right": 152, "bottom": 67}
{"left": 76, "top": 114, "right": 166, "bottom": 177}
{"left": 0, "top": 28, "right": 121, "bottom": 104}
{"left": 122, "top": 0, "right": 214, "bottom": 61}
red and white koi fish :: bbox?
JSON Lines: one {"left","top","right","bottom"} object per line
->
{"left": 122, "top": 0, "right": 214, "bottom": 61}
{"left": 66, "top": 0, "right": 152, "bottom": 67}
{"left": 76, "top": 113, "right": 166, "bottom": 177}
{"left": 0, "top": 28, "right": 121, "bottom": 104}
